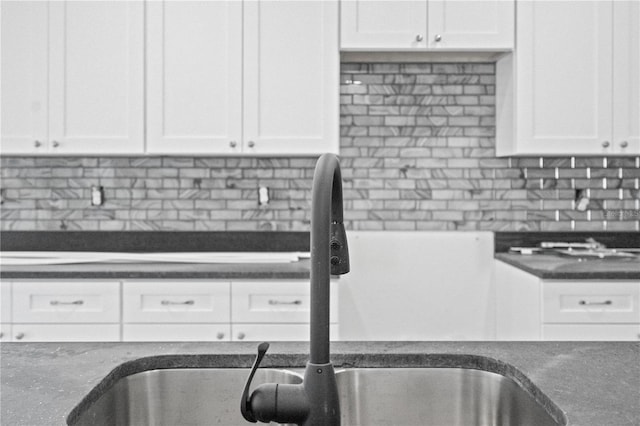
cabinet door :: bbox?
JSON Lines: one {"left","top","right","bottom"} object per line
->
{"left": 613, "top": 0, "right": 640, "bottom": 154}
{"left": 340, "top": 0, "right": 427, "bottom": 50}
{"left": 11, "top": 324, "right": 120, "bottom": 342}
{"left": 243, "top": 0, "right": 339, "bottom": 154}
{"left": 146, "top": 0, "right": 242, "bottom": 154}
{"left": 232, "top": 324, "right": 339, "bottom": 342}
{"left": 0, "top": 1, "right": 48, "bottom": 154}
{"left": 543, "top": 324, "right": 640, "bottom": 341}
{"left": 427, "top": 0, "right": 513, "bottom": 49}
{"left": 1, "top": 281, "right": 11, "bottom": 323}
{"left": 123, "top": 324, "right": 230, "bottom": 342}
{"left": 515, "top": 1, "right": 613, "bottom": 155}
{"left": 48, "top": 1, "right": 144, "bottom": 154}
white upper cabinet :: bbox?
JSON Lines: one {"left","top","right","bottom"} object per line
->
{"left": 1, "top": 1, "right": 144, "bottom": 155}
{"left": 243, "top": 0, "right": 339, "bottom": 155}
{"left": 613, "top": 0, "right": 640, "bottom": 153}
{"left": 1, "top": 1, "right": 49, "bottom": 154}
{"left": 496, "top": 0, "right": 640, "bottom": 156}
{"left": 147, "top": 0, "right": 339, "bottom": 155}
{"left": 340, "top": 0, "right": 513, "bottom": 51}
{"left": 146, "top": 1, "right": 243, "bottom": 154}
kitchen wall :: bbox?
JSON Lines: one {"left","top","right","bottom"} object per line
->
{"left": 1, "top": 62, "right": 639, "bottom": 232}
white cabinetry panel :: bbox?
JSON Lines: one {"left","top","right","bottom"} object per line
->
{"left": 543, "top": 324, "right": 640, "bottom": 341}
{"left": 231, "top": 324, "right": 339, "bottom": 342}
{"left": 427, "top": 0, "right": 513, "bottom": 49}
{"left": 0, "top": 1, "right": 48, "bottom": 154}
{"left": 123, "top": 324, "right": 230, "bottom": 342}
{"left": 123, "top": 281, "right": 230, "bottom": 323}
{"left": 516, "top": 1, "right": 612, "bottom": 154}
{"left": 1, "top": 1, "right": 144, "bottom": 155}
{"left": 10, "top": 324, "right": 120, "bottom": 342}
{"left": 243, "top": 0, "right": 338, "bottom": 154}
{"left": 497, "top": 0, "right": 639, "bottom": 156}
{"left": 1, "top": 281, "right": 11, "bottom": 323}
{"left": 543, "top": 281, "right": 640, "bottom": 324}
{"left": 341, "top": 0, "right": 428, "bottom": 50}
{"left": 340, "top": 0, "right": 513, "bottom": 51}
{"left": 613, "top": 0, "right": 640, "bottom": 153}
{"left": 146, "top": 0, "right": 242, "bottom": 154}
{"left": 12, "top": 281, "right": 120, "bottom": 323}
{"left": 232, "top": 281, "right": 337, "bottom": 324}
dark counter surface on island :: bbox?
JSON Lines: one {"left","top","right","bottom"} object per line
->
{"left": 1, "top": 341, "right": 639, "bottom": 426}
{"left": 494, "top": 231, "right": 640, "bottom": 279}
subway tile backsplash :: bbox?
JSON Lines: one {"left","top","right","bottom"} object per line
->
{"left": 1, "top": 63, "right": 639, "bottom": 232}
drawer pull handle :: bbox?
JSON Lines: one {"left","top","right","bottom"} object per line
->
{"left": 50, "top": 300, "right": 84, "bottom": 306}
{"left": 161, "top": 300, "right": 195, "bottom": 306}
{"left": 268, "top": 299, "right": 302, "bottom": 306}
{"left": 579, "top": 300, "right": 612, "bottom": 306}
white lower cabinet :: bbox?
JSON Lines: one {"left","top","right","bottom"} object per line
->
{"left": 1, "top": 279, "right": 338, "bottom": 342}
{"left": 495, "top": 261, "right": 640, "bottom": 341}
{"left": 5, "top": 280, "right": 121, "bottom": 342}
{"left": 10, "top": 324, "right": 120, "bottom": 342}
{"left": 231, "top": 324, "right": 339, "bottom": 342}
{"left": 123, "top": 324, "right": 231, "bottom": 342}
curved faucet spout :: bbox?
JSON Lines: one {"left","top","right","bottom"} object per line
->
{"left": 311, "top": 153, "right": 349, "bottom": 365}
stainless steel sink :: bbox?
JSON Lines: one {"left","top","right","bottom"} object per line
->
{"left": 69, "top": 366, "right": 566, "bottom": 426}
{"left": 70, "top": 369, "right": 304, "bottom": 426}
{"left": 335, "top": 368, "right": 564, "bottom": 426}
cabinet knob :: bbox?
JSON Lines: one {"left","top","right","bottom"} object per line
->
{"left": 416, "top": 34, "right": 423, "bottom": 42}
{"left": 620, "top": 141, "right": 629, "bottom": 148}
{"left": 0, "top": 332, "right": 4, "bottom": 339}
{"left": 52, "top": 140, "right": 60, "bottom": 148}
{"left": 216, "top": 332, "right": 225, "bottom": 340}
{"left": 247, "top": 141, "right": 255, "bottom": 148}
{"left": 237, "top": 332, "right": 245, "bottom": 340}
{"left": 602, "top": 141, "right": 610, "bottom": 148}
{"left": 15, "top": 332, "right": 25, "bottom": 340}
{"left": 434, "top": 34, "right": 442, "bottom": 42}
{"left": 229, "top": 141, "right": 237, "bottom": 148}
{"left": 34, "top": 140, "right": 42, "bottom": 148}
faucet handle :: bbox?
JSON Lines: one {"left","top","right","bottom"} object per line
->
{"left": 330, "top": 223, "right": 350, "bottom": 275}
{"left": 241, "top": 342, "right": 270, "bottom": 422}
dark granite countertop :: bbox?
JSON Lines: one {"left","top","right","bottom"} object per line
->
{"left": 495, "top": 252, "right": 640, "bottom": 280}
{"left": 0, "top": 259, "right": 311, "bottom": 280}
{"left": 1, "top": 341, "right": 639, "bottom": 426}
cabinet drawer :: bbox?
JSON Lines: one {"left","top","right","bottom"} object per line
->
{"left": 12, "top": 281, "right": 120, "bottom": 323}
{"left": 10, "top": 324, "right": 120, "bottom": 342}
{"left": 543, "top": 281, "right": 640, "bottom": 324}
{"left": 231, "top": 324, "right": 339, "bottom": 342}
{"left": 123, "top": 324, "right": 230, "bottom": 342}
{"left": 231, "top": 281, "right": 338, "bottom": 324}
{"left": 123, "top": 281, "right": 230, "bottom": 323}
{"left": 1, "top": 281, "right": 11, "bottom": 322}
{"left": 543, "top": 324, "right": 640, "bottom": 341}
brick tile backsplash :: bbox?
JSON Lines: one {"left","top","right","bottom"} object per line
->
{"left": 1, "top": 63, "right": 639, "bottom": 232}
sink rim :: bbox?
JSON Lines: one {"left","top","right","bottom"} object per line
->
{"left": 67, "top": 353, "right": 568, "bottom": 426}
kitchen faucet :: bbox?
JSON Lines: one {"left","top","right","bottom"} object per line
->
{"left": 240, "top": 153, "right": 350, "bottom": 425}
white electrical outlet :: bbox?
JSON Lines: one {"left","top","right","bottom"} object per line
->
{"left": 91, "top": 186, "right": 104, "bottom": 206}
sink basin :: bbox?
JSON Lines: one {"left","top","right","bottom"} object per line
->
{"left": 68, "top": 363, "right": 566, "bottom": 426}
{"left": 69, "top": 368, "right": 303, "bottom": 426}
{"left": 336, "top": 368, "right": 564, "bottom": 426}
